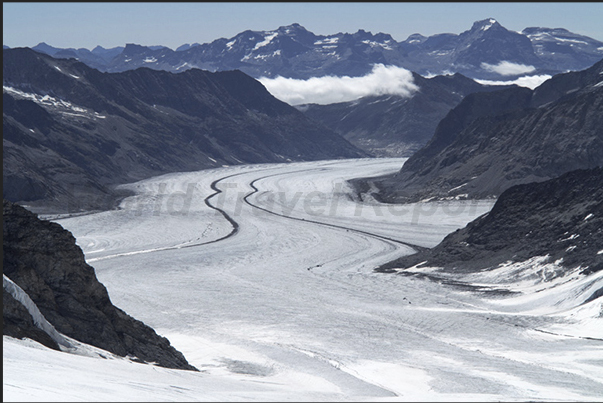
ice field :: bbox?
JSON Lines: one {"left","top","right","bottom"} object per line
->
{"left": 4, "top": 158, "right": 603, "bottom": 401}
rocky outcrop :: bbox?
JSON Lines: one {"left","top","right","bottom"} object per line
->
{"left": 378, "top": 167, "right": 603, "bottom": 274}
{"left": 3, "top": 199, "right": 198, "bottom": 371}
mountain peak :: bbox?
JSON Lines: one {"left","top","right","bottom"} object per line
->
{"left": 122, "top": 43, "right": 152, "bottom": 55}
{"left": 32, "top": 42, "right": 57, "bottom": 50}
{"left": 405, "top": 33, "right": 427, "bottom": 44}
{"left": 353, "top": 28, "right": 373, "bottom": 38}
{"left": 277, "top": 23, "right": 307, "bottom": 33}
{"left": 32, "top": 42, "right": 59, "bottom": 54}
{"left": 471, "top": 18, "right": 501, "bottom": 32}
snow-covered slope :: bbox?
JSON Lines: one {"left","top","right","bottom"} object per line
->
{"left": 5, "top": 159, "right": 602, "bottom": 401}
{"left": 523, "top": 26, "right": 603, "bottom": 72}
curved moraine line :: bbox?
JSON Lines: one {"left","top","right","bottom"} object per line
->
{"left": 243, "top": 172, "right": 427, "bottom": 253}
{"left": 87, "top": 162, "right": 422, "bottom": 263}
{"left": 86, "top": 172, "right": 247, "bottom": 262}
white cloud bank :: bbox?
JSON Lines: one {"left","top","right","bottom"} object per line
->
{"left": 476, "top": 74, "right": 552, "bottom": 90}
{"left": 480, "top": 61, "right": 536, "bottom": 76}
{"left": 258, "top": 64, "right": 419, "bottom": 105}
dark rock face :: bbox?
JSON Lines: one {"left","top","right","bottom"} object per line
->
{"left": 298, "top": 72, "right": 513, "bottom": 157}
{"left": 3, "top": 48, "right": 364, "bottom": 213}
{"left": 3, "top": 199, "right": 198, "bottom": 371}
{"left": 379, "top": 168, "right": 603, "bottom": 274}
{"left": 366, "top": 58, "right": 603, "bottom": 203}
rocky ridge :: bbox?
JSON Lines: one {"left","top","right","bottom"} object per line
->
{"left": 378, "top": 167, "right": 603, "bottom": 276}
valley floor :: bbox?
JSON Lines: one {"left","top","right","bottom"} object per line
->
{"left": 4, "top": 158, "right": 603, "bottom": 401}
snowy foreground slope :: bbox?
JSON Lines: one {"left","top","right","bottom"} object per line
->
{"left": 4, "top": 158, "right": 603, "bottom": 401}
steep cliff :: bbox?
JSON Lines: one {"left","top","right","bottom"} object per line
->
{"left": 3, "top": 199, "right": 198, "bottom": 371}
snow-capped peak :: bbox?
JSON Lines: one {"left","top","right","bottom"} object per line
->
{"left": 484, "top": 18, "right": 498, "bottom": 30}
{"left": 472, "top": 18, "right": 500, "bottom": 32}
{"left": 277, "top": 22, "right": 306, "bottom": 34}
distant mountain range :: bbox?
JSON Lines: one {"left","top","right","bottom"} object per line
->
{"left": 358, "top": 57, "right": 603, "bottom": 203}
{"left": 2, "top": 48, "right": 364, "bottom": 213}
{"left": 11, "top": 19, "right": 603, "bottom": 81}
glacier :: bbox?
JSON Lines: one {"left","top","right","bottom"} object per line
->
{"left": 4, "top": 158, "right": 602, "bottom": 401}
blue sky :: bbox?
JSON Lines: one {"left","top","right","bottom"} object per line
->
{"left": 4, "top": 2, "right": 603, "bottom": 50}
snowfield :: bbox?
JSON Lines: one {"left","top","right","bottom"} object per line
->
{"left": 4, "top": 158, "right": 603, "bottom": 401}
